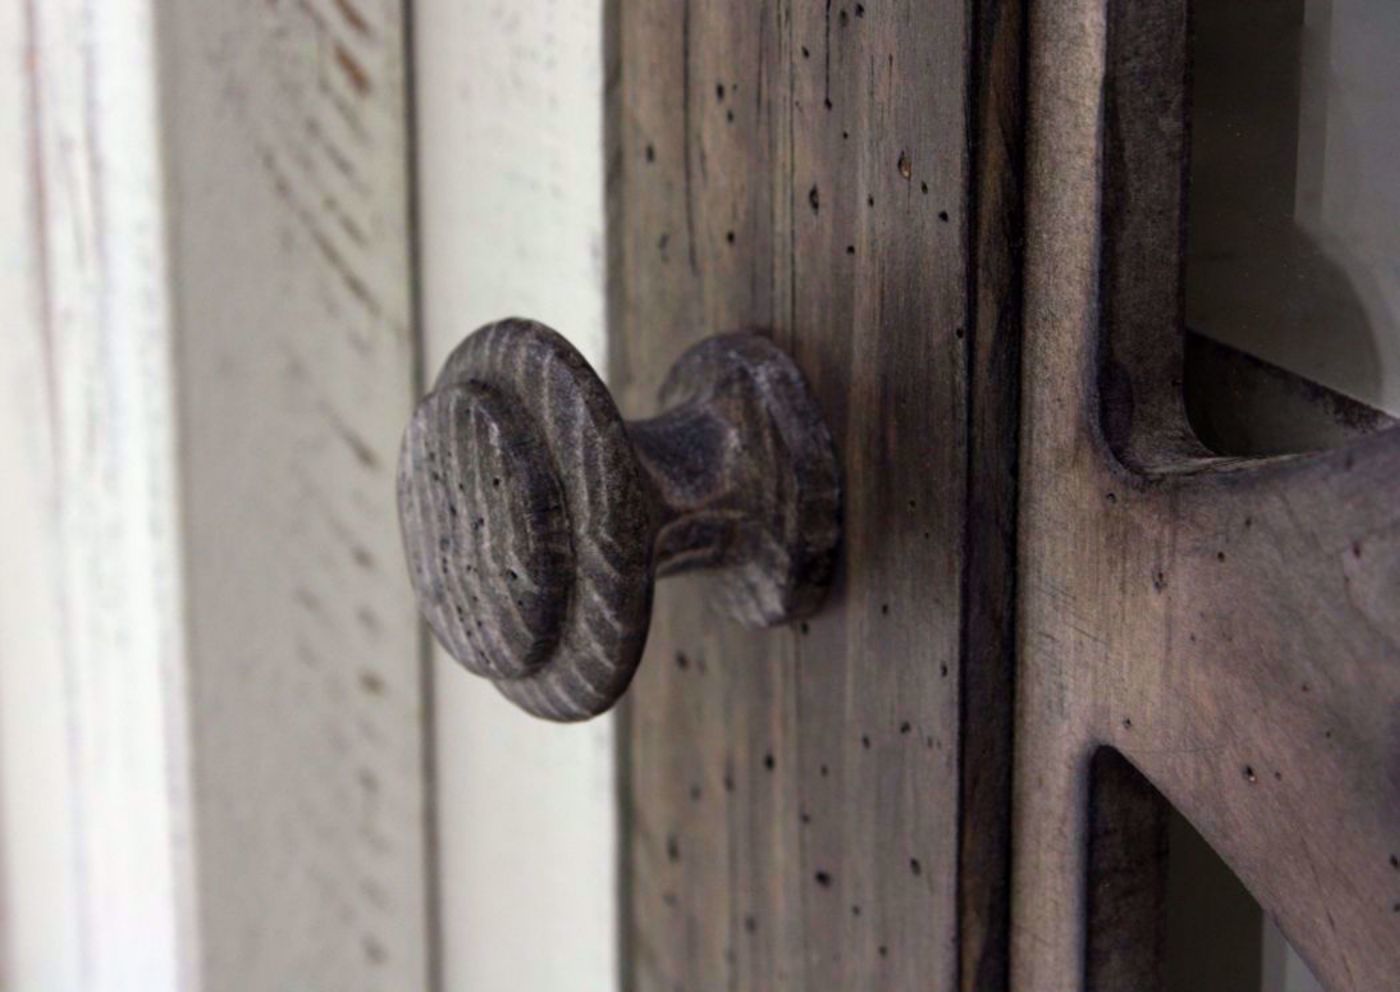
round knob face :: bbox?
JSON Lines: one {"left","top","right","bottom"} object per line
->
{"left": 398, "top": 381, "right": 573, "bottom": 679}
{"left": 397, "top": 319, "right": 655, "bottom": 721}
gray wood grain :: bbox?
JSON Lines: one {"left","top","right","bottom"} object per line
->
{"left": 606, "top": 0, "right": 1001, "bottom": 988}
{"left": 1015, "top": 0, "right": 1400, "bottom": 987}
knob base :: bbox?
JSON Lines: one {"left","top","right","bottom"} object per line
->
{"left": 632, "top": 334, "right": 841, "bottom": 628}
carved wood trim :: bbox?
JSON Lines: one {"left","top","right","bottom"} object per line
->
{"left": 1015, "top": 1, "right": 1400, "bottom": 988}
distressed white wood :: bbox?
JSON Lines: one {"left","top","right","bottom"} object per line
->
{"left": 0, "top": 0, "right": 197, "bottom": 988}
{"left": 163, "top": 0, "right": 428, "bottom": 988}
{"left": 413, "top": 1, "right": 616, "bottom": 989}
{"left": 0, "top": 0, "right": 429, "bottom": 988}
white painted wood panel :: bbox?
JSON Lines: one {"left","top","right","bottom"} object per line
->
{"left": 161, "top": 1, "right": 428, "bottom": 987}
{"left": 0, "top": 1, "right": 197, "bottom": 986}
{"left": 1, "top": 0, "right": 429, "bottom": 988}
{"left": 413, "top": 1, "right": 616, "bottom": 989}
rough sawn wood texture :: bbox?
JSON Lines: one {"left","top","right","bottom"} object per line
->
{"left": 607, "top": 0, "right": 1023, "bottom": 988}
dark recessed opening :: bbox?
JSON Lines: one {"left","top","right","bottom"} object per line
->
{"left": 1086, "top": 749, "right": 1322, "bottom": 992}
{"left": 1183, "top": 332, "right": 1390, "bottom": 456}
{"left": 1183, "top": 0, "right": 1397, "bottom": 455}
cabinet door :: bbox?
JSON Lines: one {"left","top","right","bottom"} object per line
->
{"left": 609, "top": 2, "right": 1021, "bottom": 989}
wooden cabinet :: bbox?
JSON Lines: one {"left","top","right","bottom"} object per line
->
{"left": 609, "top": 2, "right": 1400, "bottom": 990}
{"left": 8, "top": 1, "right": 1396, "bottom": 988}
{"left": 610, "top": 2, "right": 1003, "bottom": 988}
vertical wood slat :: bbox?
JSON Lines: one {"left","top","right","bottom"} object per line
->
{"left": 1, "top": 0, "right": 430, "bottom": 988}
{"left": 1, "top": 1, "right": 198, "bottom": 986}
{"left": 609, "top": 1, "right": 1011, "bottom": 988}
{"left": 412, "top": 1, "right": 618, "bottom": 989}
{"left": 162, "top": 0, "right": 429, "bottom": 987}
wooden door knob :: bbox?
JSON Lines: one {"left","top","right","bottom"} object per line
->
{"left": 397, "top": 318, "right": 841, "bottom": 721}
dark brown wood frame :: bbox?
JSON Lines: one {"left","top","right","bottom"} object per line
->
{"left": 606, "top": 0, "right": 1400, "bottom": 989}
{"left": 1014, "top": 1, "right": 1400, "bottom": 988}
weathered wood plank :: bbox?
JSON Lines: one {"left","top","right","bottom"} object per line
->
{"left": 412, "top": 0, "right": 618, "bottom": 987}
{"left": 160, "top": 1, "right": 429, "bottom": 986}
{"left": 0, "top": 2, "right": 197, "bottom": 986}
{"left": 610, "top": 1, "right": 991, "bottom": 988}
{"left": 0, "top": 0, "right": 430, "bottom": 988}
